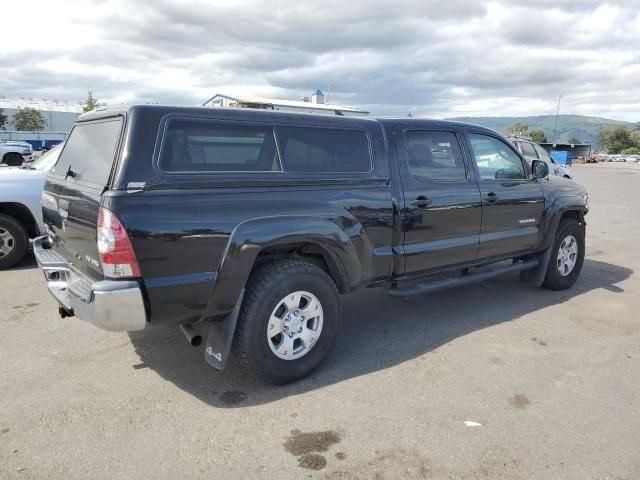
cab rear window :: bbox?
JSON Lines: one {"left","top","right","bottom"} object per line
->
{"left": 53, "top": 118, "right": 123, "bottom": 186}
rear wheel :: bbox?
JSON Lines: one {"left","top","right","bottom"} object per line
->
{"left": 235, "top": 259, "right": 340, "bottom": 384}
{"left": 542, "top": 218, "right": 585, "bottom": 290}
{"left": 0, "top": 214, "right": 29, "bottom": 270}
{"left": 3, "top": 153, "right": 23, "bottom": 167}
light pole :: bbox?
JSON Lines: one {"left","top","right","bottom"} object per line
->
{"left": 551, "top": 94, "right": 562, "bottom": 144}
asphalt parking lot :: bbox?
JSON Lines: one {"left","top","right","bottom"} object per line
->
{"left": 1, "top": 163, "right": 639, "bottom": 479}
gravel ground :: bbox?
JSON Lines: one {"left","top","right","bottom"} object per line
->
{"left": 1, "top": 163, "right": 639, "bottom": 479}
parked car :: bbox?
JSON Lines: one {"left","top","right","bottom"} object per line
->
{"left": 34, "top": 106, "right": 588, "bottom": 384}
{"left": 0, "top": 144, "right": 62, "bottom": 269}
{"left": 508, "top": 137, "right": 572, "bottom": 178}
{"left": 1, "top": 141, "right": 33, "bottom": 166}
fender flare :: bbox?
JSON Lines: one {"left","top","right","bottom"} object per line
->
{"left": 0, "top": 202, "right": 41, "bottom": 237}
{"left": 521, "top": 202, "right": 587, "bottom": 286}
{"left": 203, "top": 215, "right": 363, "bottom": 320}
{"left": 539, "top": 200, "right": 587, "bottom": 251}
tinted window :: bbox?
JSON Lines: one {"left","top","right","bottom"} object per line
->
{"left": 53, "top": 119, "right": 122, "bottom": 185}
{"left": 277, "top": 126, "right": 371, "bottom": 173}
{"left": 520, "top": 141, "right": 538, "bottom": 158}
{"left": 533, "top": 144, "right": 554, "bottom": 163}
{"left": 160, "top": 120, "right": 280, "bottom": 172}
{"left": 405, "top": 130, "right": 466, "bottom": 181}
{"left": 469, "top": 133, "right": 527, "bottom": 180}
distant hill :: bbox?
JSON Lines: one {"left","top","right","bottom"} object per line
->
{"left": 446, "top": 114, "right": 639, "bottom": 147}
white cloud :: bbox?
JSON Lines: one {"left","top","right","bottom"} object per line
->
{"left": 1, "top": 0, "right": 639, "bottom": 121}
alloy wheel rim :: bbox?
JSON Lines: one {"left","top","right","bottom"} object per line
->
{"left": 267, "top": 290, "right": 324, "bottom": 360}
{"left": 0, "top": 227, "right": 15, "bottom": 258}
{"left": 556, "top": 234, "right": 578, "bottom": 277}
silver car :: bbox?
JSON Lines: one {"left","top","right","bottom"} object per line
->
{"left": 0, "top": 144, "right": 62, "bottom": 269}
{"left": 509, "top": 138, "right": 572, "bottom": 179}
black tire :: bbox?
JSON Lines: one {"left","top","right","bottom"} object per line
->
{"left": 0, "top": 214, "right": 29, "bottom": 270}
{"left": 235, "top": 259, "right": 340, "bottom": 384}
{"left": 542, "top": 218, "right": 585, "bottom": 290}
{"left": 3, "top": 153, "right": 23, "bottom": 167}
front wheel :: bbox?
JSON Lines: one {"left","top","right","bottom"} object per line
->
{"left": 0, "top": 214, "right": 29, "bottom": 270}
{"left": 542, "top": 219, "right": 585, "bottom": 290}
{"left": 3, "top": 153, "right": 23, "bottom": 167}
{"left": 235, "top": 260, "right": 340, "bottom": 384}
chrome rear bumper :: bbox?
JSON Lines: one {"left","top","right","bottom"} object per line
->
{"left": 33, "top": 236, "right": 147, "bottom": 332}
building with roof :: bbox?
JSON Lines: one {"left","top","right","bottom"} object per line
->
{"left": 0, "top": 97, "right": 83, "bottom": 131}
{"left": 540, "top": 142, "right": 592, "bottom": 159}
{"left": 202, "top": 89, "right": 369, "bottom": 117}
{"left": 0, "top": 97, "right": 83, "bottom": 148}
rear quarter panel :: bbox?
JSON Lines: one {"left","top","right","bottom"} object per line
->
{"left": 107, "top": 182, "right": 394, "bottom": 325}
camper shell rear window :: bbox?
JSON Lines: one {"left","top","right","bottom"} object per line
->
{"left": 53, "top": 118, "right": 123, "bottom": 186}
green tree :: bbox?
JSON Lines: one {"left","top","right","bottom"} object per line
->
{"left": 620, "top": 146, "right": 640, "bottom": 155}
{"left": 0, "top": 108, "right": 7, "bottom": 130}
{"left": 529, "top": 129, "right": 547, "bottom": 143}
{"left": 506, "top": 122, "right": 528, "bottom": 136}
{"left": 12, "top": 108, "right": 46, "bottom": 131}
{"left": 598, "top": 125, "right": 640, "bottom": 153}
{"left": 567, "top": 137, "right": 582, "bottom": 144}
{"left": 83, "top": 91, "right": 99, "bottom": 112}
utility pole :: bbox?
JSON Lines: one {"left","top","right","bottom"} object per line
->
{"left": 551, "top": 94, "right": 562, "bottom": 143}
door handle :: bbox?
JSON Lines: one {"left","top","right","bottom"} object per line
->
{"left": 484, "top": 192, "right": 498, "bottom": 204}
{"left": 410, "top": 196, "right": 432, "bottom": 208}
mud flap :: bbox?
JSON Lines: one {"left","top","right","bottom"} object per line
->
{"left": 519, "top": 245, "right": 553, "bottom": 286}
{"left": 204, "top": 290, "right": 245, "bottom": 370}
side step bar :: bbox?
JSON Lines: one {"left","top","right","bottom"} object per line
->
{"left": 389, "top": 259, "right": 539, "bottom": 297}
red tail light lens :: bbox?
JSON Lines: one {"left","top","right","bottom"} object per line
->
{"left": 97, "top": 207, "right": 141, "bottom": 278}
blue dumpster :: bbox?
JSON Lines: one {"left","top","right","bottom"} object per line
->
{"left": 549, "top": 150, "right": 575, "bottom": 166}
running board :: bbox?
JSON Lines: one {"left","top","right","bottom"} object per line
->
{"left": 389, "top": 259, "right": 539, "bottom": 297}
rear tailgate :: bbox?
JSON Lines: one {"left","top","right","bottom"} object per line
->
{"left": 42, "top": 117, "right": 124, "bottom": 281}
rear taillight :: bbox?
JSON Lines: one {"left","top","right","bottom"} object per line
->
{"left": 97, "top": 207, "right": 141, "bottom": 278}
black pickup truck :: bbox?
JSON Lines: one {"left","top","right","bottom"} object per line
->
{"left": 34, "top": 105, "right": 588, "bottom": 384}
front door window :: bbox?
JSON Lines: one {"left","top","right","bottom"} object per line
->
{"left": 469, "top": 134, "right": 527, "bottom": 180}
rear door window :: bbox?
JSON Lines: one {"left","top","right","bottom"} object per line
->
{"left": 520, "top": 142, "right": 539, "bottom": 158}
{"left": 276, "top": 126, "right": 371, "bottom": 173}
{"left": 53, "top": 118, "right": 123, "bottom": 186}
{"left": 533, "top": 144, "right": 555, "bottom": 163}
{"left": 404, "top": 130, "right": 467, "bottom": 181}
{"left": 160, "top": 119, "right": 281, "bottom": 172}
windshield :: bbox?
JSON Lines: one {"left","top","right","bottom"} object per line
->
{"left": 30, "top": 144, "right": 63, "bottom": 171}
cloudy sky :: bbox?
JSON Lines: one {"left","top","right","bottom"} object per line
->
{"left": 2, "top": 0, "right": 639, "bottom": 120}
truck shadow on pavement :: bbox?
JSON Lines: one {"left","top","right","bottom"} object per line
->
{"left": 128, "top": 258, "right": 632, "bottom": 408}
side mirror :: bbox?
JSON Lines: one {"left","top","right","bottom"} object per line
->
{"left": 532, "top": 159, "right": 549, "bottom": 179}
